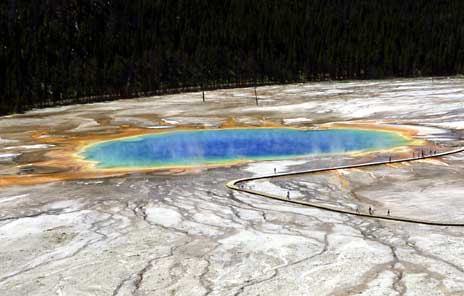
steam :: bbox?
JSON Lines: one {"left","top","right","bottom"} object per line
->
{"left": 82, "top": 128, "right": 407, "bottom": 169}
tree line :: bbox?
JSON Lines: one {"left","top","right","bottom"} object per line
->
{"left": 1, "top": 0, "right": 463, "bottom": 115}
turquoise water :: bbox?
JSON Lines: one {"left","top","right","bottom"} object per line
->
{"left": 82, "top": 128, "right": 410, "bottom": 168}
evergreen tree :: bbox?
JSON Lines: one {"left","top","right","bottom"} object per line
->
{"left": 1, "top": 0, "right": 463, "bottom": 115}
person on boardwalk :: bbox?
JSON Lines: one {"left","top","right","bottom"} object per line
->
{"left": 387, "top": 209, "right": 391, "bottom": 216}
{"left": 287, "top": 191, "right": 290, "bottom": 200}
{"left": 274, "top": 168, "right": 277, "bottom": 174}
{"left": 368, "top": 206, "right": 372, "bottom": 215}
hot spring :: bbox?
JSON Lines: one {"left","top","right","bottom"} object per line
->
{"left": 81, "top": 128, "right": 411, "bottom": 169}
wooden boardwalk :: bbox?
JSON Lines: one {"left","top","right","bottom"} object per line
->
{"left": 227, "top": 147, "right": 464, "bottom": 226}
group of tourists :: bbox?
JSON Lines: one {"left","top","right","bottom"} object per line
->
{"left": 366, "top": 206, "right": 390, "bottom": 217}
{"left": 236, "top": 146, "right": 446, "bottom": 222}
{"left": 412, "top": 149, "right": 438, "bottom": 158}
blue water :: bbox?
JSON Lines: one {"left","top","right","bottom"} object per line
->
{"left": 82, "top": 128, "right": 410, "bottom": 168}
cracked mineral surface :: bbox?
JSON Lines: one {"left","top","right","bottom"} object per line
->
{"left": 1, "top": 77, "right": 464, "bottom": 295}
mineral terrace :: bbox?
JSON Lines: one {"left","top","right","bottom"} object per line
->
{"left": 1, "top": 77, "right": 464, "bottom": 295}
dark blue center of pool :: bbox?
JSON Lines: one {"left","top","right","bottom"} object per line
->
{"left": 82, "top": 128, "right": 409, "bottom": 168}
